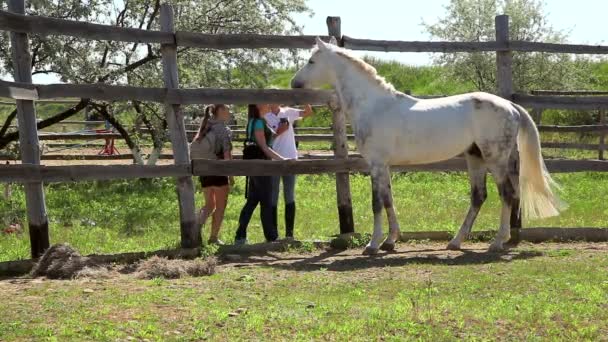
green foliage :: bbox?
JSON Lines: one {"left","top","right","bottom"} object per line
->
{"left": 423, "top": 0, "right": 594, "bottom": 92}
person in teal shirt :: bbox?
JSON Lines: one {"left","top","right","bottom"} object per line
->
{"left": 235, "top": 104, "right": 285, "bottom": 245}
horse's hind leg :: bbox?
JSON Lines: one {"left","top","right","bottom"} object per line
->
{"left": 488, "top": 162, "right": 516, "bottom": 252}
{"left": 364, "top": 164, "right": 390, "bottom": 255}
{"left": 447, "top": 152, "right": 487, "bottom": 250}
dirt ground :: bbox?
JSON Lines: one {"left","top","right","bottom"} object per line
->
{"left": 217, "top": 241, "right": 608, "bottom": 273}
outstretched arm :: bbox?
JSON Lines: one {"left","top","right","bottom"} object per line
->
{"left": 254, "top": 130, "right": 285, "bottom": 160}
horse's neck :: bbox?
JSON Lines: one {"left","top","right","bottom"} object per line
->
{"left": 332, "top": 63, "right": 415, "bottom": 126}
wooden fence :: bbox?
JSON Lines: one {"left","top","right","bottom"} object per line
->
{"left": 1, "top": 2, "right": 608, "bottom": 258}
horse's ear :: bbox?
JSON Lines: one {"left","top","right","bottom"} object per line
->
{"left": 329, "top": 36, "right": 338, "bottom": 46}
{"left": 315, "top": 36, "right": 328, "bottom": 51}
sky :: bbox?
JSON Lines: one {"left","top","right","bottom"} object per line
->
{"left": 292, "top": 0, "right": 608, "bottom": 65}
{"left": 24, "top": 0, "right": 608, "bottom": 84}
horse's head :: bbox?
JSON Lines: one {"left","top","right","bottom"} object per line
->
{"left": 291, "top": 37, "right": 338, "bottom": 89}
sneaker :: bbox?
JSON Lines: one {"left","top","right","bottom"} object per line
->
{"left": 208, "top": 239, "right": 225, "bottom": 246}
{"left": 234, "top": 238, "right": 248, "bottom": 246}
{"left": 284, "top": 236, "right": 295, "bottom": 242}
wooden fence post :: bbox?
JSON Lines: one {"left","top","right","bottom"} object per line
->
{"left": 327, "top": 16, "right": 355, "bottom": 235}
{"left": 8, "top": 0, "right": 50, "bottom": 258}
{"left": 160, "top": 4, "right": 200, "bottom": 248}
{"left": 599, "top": 110, "right": 605, "bottom": 160}
{"left": 495, "top": 14, "right": 522, "bottom": 239}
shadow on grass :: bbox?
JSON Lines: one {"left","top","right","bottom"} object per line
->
{"left": 220, "top": 243, "right": 544, "bottom": 273}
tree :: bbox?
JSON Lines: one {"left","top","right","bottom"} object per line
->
{"left": 423, "top": 0, "right": 591, "bottom": 93}
{"left": 0, "top": 0, "right": 311, "bottom": 163}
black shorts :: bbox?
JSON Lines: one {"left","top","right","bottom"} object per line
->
{"left": 200, "top": 176, "right": 229, "bottom": 188}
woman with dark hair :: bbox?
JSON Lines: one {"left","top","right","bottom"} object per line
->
{"left": 234, "top": 104, "right": 285, "bottom": 245}
{"left": 190, "top": 104, "right": 233, "bottom": 244}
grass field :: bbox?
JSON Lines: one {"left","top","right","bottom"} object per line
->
{"left": 2, "top": 172, "right": 608, "bottom": 262}
{"left": 1, "top": 242, "right": 607, "bottom": 340}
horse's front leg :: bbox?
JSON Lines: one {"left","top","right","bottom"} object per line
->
{"left": 380, "top": 167, "right": 400, "bottom": 251}
{"left": 363, "top": 164, "right": 391, "bottom": 255}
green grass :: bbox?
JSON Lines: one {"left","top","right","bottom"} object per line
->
{"left": 2, "top": 172, "right": 608, "bottom": 262}
{"left": 0, "top": 244, "right": 607, "bottom": 340}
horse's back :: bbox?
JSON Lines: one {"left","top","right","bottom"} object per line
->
{"left": 358, "top": 92, "right": 519, "bottom": 165}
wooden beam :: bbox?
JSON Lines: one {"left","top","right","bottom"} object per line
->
{"left": 0, "top": 79, "right": 335, "bottom": 105}
{"left": 599, "top": 110, "right": 605, "bottom": 160}
{"left": 542, "top": 142, "right": 601, "bottom": 151}
{"left": 531, "top": 90, "right": 608, "bottom": 96}
{"left": 514, "top": 94, "right": 608, "bottom": 110}
{"left": 509, "top": 41, "right": 608, "bottom": 54}
{"left": 0, "top": 79, "right": 38, "bottom": 100}
{"left": 0, "top": 10, "right": 173, "bottom": 44}
{"left": 0, "top": 164, "right": 190, "bottom": 182}
{"left": 327, "top": 16, "right": 355, "bottom": 235}
{"left": 537, "top": 125, "right": 608, "bottom": 133}
{"left": 176, "top": 32, "right": 332, "bottom": 49}
{"left": 343, "top": 37, "right": 504, "bottom": 52}
{"left": 342, "top": 37, "right": 608, "bottom": 54}
{"left": 495, "top": 15, "right": 521, "bottom": 233}
{"left": 160, "top": 4, "right": 199, "bottom": 249}
{"left": 166, "top": 88, "right": 334, "bottom": 105}
{"left": 8, "top": 0, "right": 49, "bottom": 258}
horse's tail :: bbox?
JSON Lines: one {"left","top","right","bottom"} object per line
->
{"left": 513, "top": 103, "right": 566, "bottom": 220}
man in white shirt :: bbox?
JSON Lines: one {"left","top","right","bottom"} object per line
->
{"left": 264, "top": 103, "right": 314, "bottom": 239}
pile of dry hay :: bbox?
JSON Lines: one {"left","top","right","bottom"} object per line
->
{"left": 30, "top": 244, "right": 217, "bottom": 280}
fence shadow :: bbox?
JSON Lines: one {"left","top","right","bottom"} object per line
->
{"left": 221, "top": 246, "right": 543, "bottom": 273}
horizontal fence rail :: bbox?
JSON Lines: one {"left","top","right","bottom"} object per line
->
{"left": 1, "top": 10, "right": 608, "bottom": 54}
{"left": 0, "top": 79, "right": 335, "bottom": 105}
{"left": 3, "top": 158, "right": 608, "bottom": 183}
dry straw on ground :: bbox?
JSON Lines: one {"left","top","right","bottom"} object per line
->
{"left": 30, "top": 243, "right": 217, "bottom": 280}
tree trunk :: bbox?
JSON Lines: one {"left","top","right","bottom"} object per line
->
{"left": 92, "top": 103, "right": 144, "bottom": 165}
{"left": 0, "top": 99, "right": 90, "bottom": 150}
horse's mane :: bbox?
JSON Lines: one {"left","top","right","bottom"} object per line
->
{"left": 322, "top": 46, "right": 401, "bottom": 95}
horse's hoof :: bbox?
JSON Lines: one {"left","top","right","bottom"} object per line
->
{"left": 446, "top": 241, "right": 461, "bottom": 251}
{"left": 362, "top": 246, "right": 379, "bottom": 255}
{"left": 488, "top": 243, "right": 504, "bottom": 253}
{"left": 380, "top": 242, "right": 395, "bottom": 251}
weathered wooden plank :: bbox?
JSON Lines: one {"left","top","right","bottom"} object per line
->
{"left": 519, "top": 227, "right": 608, "bottom": 243}
{"left": 1, "top": 158, "right": 606, "bottom": 183}
{"left": 0, "top": 79, "right": 335, "bottom": 104}
{"left": 0, "top": 164, "right": 190, "bottom": 183}
{"left": 160, "top": 4, "right": 199, "bottom": 249}
{"left": 192, "top": 158, "right": 367, "bottom": 176}
{"left": 542, "top": 142, "right": 600, "bottom": 150}
{"left": 343, "top": 36, "right": 505, "bottom": 52}
{"left": 0, "top": 10, "right": 173, "bottom": 44}
{"left": 495, "top": 15, "right": 520, "bottom": 232}
{"left": 544, "top": 159, "right": 608, "bottom": 172}
{"left": 0, "top": 79, "right": 38, "bottom": 100}
{"left": 538, "top": 124, "right": 608, "bottom": 133}
{"left": 531, "top": 90, "right": 608, "bottom": 96}
{"left": 509, "top": 41, "right": 608, "bottom": 54}
{"left": 38, "top": 133, "right": 122, "bottom": 140}
{"left": 8, "top": 0, "right": 49, "bottom": 259}
{"left": 176, "top": 32, "right": 331, "bottom": 49}
{"left": 37, "top": 83, "right": 167, "bottom": 102}
{"left": 599, "top": 110, "right": 605, "bottom": 160}
{"left": 167, "top": 88, "right": 334, "bottom": 105}
{"left": 327, "top": 16, "right": 355, "bottom": 235}
{"left": 514, "top": 94, "right": 608, "bottom": 110}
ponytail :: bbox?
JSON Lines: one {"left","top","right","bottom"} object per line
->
{"left": 194, "top": 104, "right": 224, "bottom": 141}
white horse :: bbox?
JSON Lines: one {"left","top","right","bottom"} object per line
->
{"left": 292, "top": 37, "right": 564, "bottom": 254}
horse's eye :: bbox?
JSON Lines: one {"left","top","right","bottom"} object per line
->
{"left": 308, "top": 59, "right": 315, "bottom": 65}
